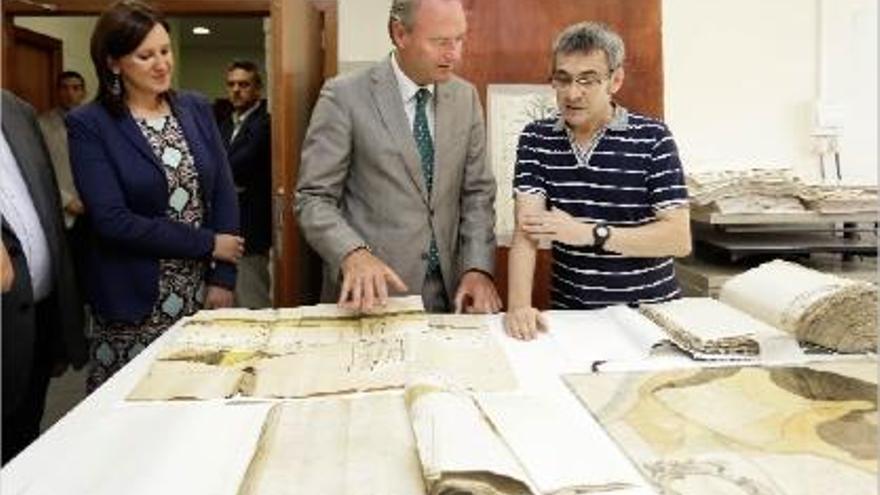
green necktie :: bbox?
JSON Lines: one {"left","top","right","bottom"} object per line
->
{"left": 414, "top": 88, "right": 440, "bottom": 274}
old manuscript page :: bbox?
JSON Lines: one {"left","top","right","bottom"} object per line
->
{"left": 238, "top": 395, "right": 425, "bottom": 495}
{"left": 405, "top": 383, "right": 533, "bottom": 495}
{"left": 413, "top": 314, "right": 518, "bottom": 391}
{"left": 130, "top": 298, "right": 516, "bottom": 400}
{"left": 476, "top": 394, "right": 646, "bottom": 494}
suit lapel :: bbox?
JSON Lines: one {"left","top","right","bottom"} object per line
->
{"left": 118, "top": 113, "right": 163, "bottom": 173}
{"left": 371, "top": 60, "right": 428, "bottom": 204}
{"left": 219, "top": 116, "right": 234, "bottom": 149}
{"left": 432, "top": 82, "right": 455, "bottom": 209}
{"left": 226, "top": 105, "right": 258, "bottom": 152}
{"left": 172, "top": 99, "right": 210, "bottom": 179}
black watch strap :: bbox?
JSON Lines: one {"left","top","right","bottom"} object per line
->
{"left": 592, "top": 223, "right": 611, "bottom": 250}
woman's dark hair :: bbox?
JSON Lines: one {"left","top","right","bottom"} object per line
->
{"left": 90, "top": 0, "right": 170, "bottom": 116}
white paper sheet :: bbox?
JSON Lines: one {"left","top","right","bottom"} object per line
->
{"left": 2, "top": 402, "right": 271, "bottom": 495}
{"left": 543, "top": 306, "right": 669, "bottom": 371}
{"left": 476, "top": 393, "right": 648, "bottom": 494}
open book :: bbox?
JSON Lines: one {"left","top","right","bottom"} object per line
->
{"left": 638, "top": 297, "right": 801, "bottom": 361}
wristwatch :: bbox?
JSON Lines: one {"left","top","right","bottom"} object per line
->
{"left": 592, "top": 222, "right": 611, "bottom": 250}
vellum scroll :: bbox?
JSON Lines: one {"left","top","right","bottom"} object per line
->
{"left": 719, "top": 259, "right": 877, "bottom": 352}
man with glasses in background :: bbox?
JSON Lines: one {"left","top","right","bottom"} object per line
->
{"left": 504, "top": 22, "right": 692, "bottom": 340}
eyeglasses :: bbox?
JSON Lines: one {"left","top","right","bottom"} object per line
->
{"left": 549, "top": 71, "right": 611, "bottom": 91}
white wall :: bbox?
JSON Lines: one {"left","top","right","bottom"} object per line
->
{"left": 336, "top": 0, "right": 877, "bottom": 185}
{"left": 816, "top": 0, "right": 877, "bottom": 184}
{"left": 663, "top": 0, "right": 818, "bottom": 177}
{"left": 14, "top": 16, "right": 99, "bottom": 101}
{"left": 338, "top": 0, "right": 392, "bottom": 72}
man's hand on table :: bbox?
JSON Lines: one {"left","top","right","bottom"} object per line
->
{"left": 339, "top": 247, "right": 408, "bottom": 312}
{"left": 454, "top": 270, "right": 502, "bottom": 314}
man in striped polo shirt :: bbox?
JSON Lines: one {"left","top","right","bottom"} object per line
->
{"left": 505, "top": 21, "right": 692, "bottom": 340}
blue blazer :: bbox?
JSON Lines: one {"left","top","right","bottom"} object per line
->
{"left": 67, "top": 91, "right": 239, "bottom": 322}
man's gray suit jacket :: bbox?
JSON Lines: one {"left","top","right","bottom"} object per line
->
{"left": 1, "top": 90, "right": 87, "bottom": 414}
{"left": 295, "top": 57, "right": 496, "bottom": 303}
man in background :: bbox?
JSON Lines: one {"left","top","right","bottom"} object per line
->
{"left": 38, "top": 71, "right": 87, "bottom": 275}
{"left": 2, "top": 90, "right": 87, "bottom": 463}
{"left": 218, "top": 60, "right": 272, "bottom": 308}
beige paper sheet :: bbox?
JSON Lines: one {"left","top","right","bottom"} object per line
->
{"left": 405, "top": 383, "right": 533, "bottom": 495}
{"left": 564, "top": 360, "right": 878, "bottom": 495}
{"left": 238, "top": 395, "right": 425, "bottom": 495}
{"left": 131, "top": 301, "right": 517, "bottom": 400}
{"left": 127, "top": 361, "right": 247, "bottom": 400}
{"left": 639, "top": 297, "right": 799, "bottom": 360}
{"left": 413, "top": 314, "right": 518, "bottom": 391}
{"left": 251, "top": 310, "right": 424, "bottom": 397}
{"left": 476, "top": 394, "right": 646, "bottom": 494}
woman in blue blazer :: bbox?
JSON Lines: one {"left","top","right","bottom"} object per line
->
{"left": 68, "top": 0, "right": 244, "bottom": 390}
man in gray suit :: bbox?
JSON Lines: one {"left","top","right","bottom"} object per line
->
{"left": 296, "top": 0, "right": 501, "bottom": 313}
{"left": 1, "top": 90, "right": 87, "bottom": 463}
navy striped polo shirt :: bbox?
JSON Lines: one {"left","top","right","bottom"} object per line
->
{"left": 513, "top": 105, "right": 689, "bottom": 309}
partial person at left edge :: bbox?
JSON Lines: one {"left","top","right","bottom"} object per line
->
{"left": 1, "top": 90, "right": 88, "bottom": 464}
{"left": 67, "top": 0, "right": 243, "bottom": 392}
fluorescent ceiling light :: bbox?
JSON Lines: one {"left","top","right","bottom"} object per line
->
{"left": 192, "top": 26, "right": 211, "bottom": 35}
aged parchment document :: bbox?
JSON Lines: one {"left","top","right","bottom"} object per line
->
{"left": 405, "top": 383, "right": 533, "bottom": 495}
{"left": 476, "top": 394, "right": 646, "bottom": 494}
{"left": 129, "top": 297, "right": 517, "bottom": 400}
{"left": 719, "top": 259, "right": 877, "bottom": 352}
{"left": 238, "top": 395, "right": 425, "bottom": 495}
{"left": 129, "top": 309, "right": 273, "bottom": 400}
{"left": 412, "top": 314, "right": 518, "bottom": 391}
{"left": 638, "top": 297, "right": 801, "bottom": 361}
{"left": 406, "top": 383, "right": 645, "bottom": 494}
{"left": 487, "top": 84, "right": 556, "bottom": 240}
{"left": 565, "top": 360, "right": 878, "bottom": 495}
{"left": 249, "top": 310, "right": 419, "bottom": 397}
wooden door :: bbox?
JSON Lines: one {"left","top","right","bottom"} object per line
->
{"left": 270, "top": 0, "right": 333, "bottom": 306}
{"left": 2, "top": 22, "right": 61, "bottom": 112}
{"left": 457, "top": 0, "right": 664, "bottom": 309}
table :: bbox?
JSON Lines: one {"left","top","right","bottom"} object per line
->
{"left": 0, "top": 308, "right": 840, "bottom": 495}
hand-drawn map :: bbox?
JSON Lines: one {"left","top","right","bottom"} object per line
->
{"left": 487, "top": 84, "right": 556, "bottom": 242}
{"left": 564, "top": 360, "right": 877, "bottom": 494}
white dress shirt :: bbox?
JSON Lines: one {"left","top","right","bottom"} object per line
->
{"left": 390, "top": 51, "right": 436, "bottom": 142}
{"left": 230, "top": 100, "right": 261, "bottom": 143}
{"left": 38, "top": 107, "right": 80, "bottom": 228}
{"left": 0, "top": 131, "right": 53, "bottom": 300}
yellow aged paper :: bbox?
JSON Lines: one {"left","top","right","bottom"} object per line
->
{"left": 238, "top": 395, "right": 425, "bottom": 495}
{"left": 129, "top": 298, "right": 517, "bottom": 400}
{"left": 405, "top": 383, "right": 532, "bottom": 495}
{"left": 564, "top": 360, "right": 878, "bottom": 495}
